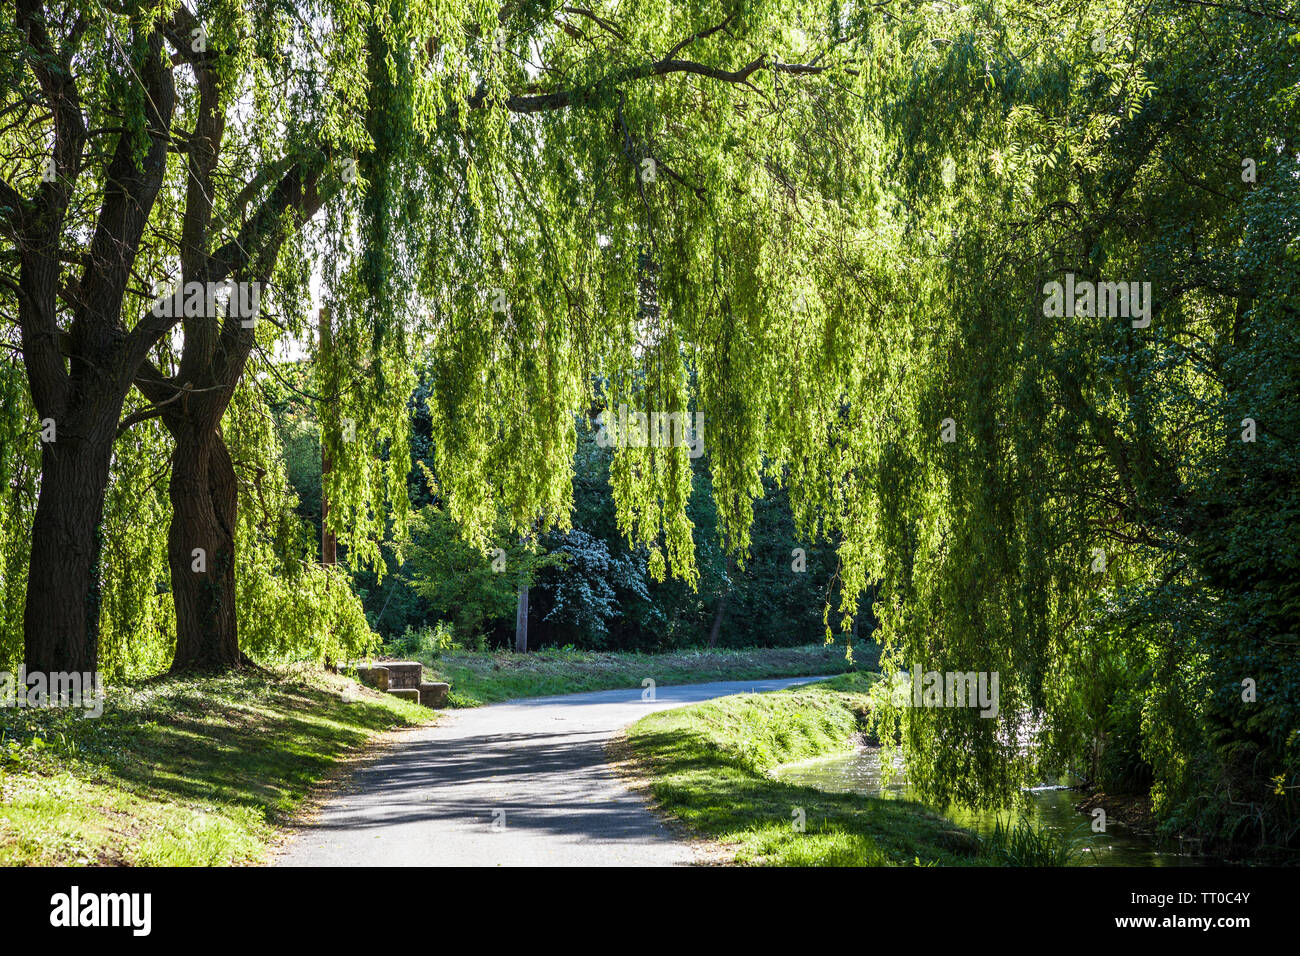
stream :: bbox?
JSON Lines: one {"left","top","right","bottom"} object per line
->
{"left": 771, "top": 746, "right": 1202, "bottom": 866}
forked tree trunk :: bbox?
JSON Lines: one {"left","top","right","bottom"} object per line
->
{"left": 24, "top": 429, "right": 114, "bottom": 674}
{"left": 14, "top": 8, "right": 175, "bottom": 677}
{"left": 168, "top": 427, "right": 240, "bottom": 671}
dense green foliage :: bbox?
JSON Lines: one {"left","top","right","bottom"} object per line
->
{"left": 980, "top": 816, "right": 1082, "bottom": 867}
{"left": 275, "top": 375, "right": 858, "bottom": 650}
{"left": 855, "top": 1, "right": 1300, "bottom": 860}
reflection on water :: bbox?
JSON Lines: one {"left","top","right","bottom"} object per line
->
{"left": 771, "top": 747, "right": 1200, "bottom": 867}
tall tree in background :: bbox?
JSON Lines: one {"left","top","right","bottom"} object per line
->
{"left": 515, "top": 578, "right": 529, "bottom": 652}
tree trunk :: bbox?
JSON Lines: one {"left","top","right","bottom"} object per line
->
{"left": 707, "top": 589, "right": 729, "bottom": 648}
{"left": 319, "top": 307, "right": 337, "bottom": 565}
{"left": 168, "top": 427, "right": 240, "bottom": 672}
{"left": 515, "top": 581, "right": 529, "bottom": 653}
{"left": 13, "top": 19, "right": 175, "bottom": 676}
{"left": 23, "top": 432, "right": 114, "bottom": 674}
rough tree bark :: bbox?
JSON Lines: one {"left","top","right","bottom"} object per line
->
{"left": 167, "top": 425, "right": 240, "bottom": 671}
{"left": 23, "top": 427, "right": 114, "bottom": 673}
{"left": 9, "top": 7, "right": 176, "bottom": 673}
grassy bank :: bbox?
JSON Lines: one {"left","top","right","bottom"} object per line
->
{"left": 399, "top": 643, "right": 866, "bottom": 707}
{"left": 0, "top": 669, "right": 429, "bottom": 865}
{"left": 622, "top": 673, "right": 987, "bottom": 866}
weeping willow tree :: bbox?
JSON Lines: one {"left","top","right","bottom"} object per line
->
{"left": 1, "top": 0, "right": 498, "bottom": 672}
{"left": 419, "top": 1, "right": 895, "bottom": 582}
{"left": 1, "top": 0, "right": 895, "bottom": 673}
{"left": 842, "top": 0, "right": 1298, "bottom": 857}
{"left": 415, "top": 0, "right": 1294, "bottom": 856}
{"left": 0, "top": 0, "right": 392, "bottom": 671}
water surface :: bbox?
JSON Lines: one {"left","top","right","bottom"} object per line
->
{"left": 772, "top": 747, "right": 1200, "bottom": 866}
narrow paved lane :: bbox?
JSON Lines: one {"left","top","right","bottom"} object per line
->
{"left": 276, "top": 676, "right": 829, "bottom": 867}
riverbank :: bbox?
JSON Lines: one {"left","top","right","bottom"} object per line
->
{"left": 1076, "top": 789, "right": 1156, "bottom": 837}
{"left": 0, "top": 668, "right": 430, "bottom": 865}
{"left": 620, "top": 673, "right": 987, "bottom": 866}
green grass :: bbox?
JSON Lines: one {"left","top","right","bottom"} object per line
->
{"left": 982, "top": 815, "right": 1085, "bottom": 866}
{"left": 397, "top": 643, "right": 866, "bottom": 707}
{"left": 623, "top": 673, "right": 989, "bottom": 866}
{"left": 0, "top": 667, "right": 430, "bottom": 866}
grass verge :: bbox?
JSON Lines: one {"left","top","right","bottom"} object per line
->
{"left": 398, "top": 643, "right": 867, "bottom": 706}
{"left": 0, "top": 667, "right": 430, "bottom": 865}
{"left": 622, "top": 673, "right": 988, "bottom": 866}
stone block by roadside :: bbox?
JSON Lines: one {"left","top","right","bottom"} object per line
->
{"left": 380, "top": 661, "right": 424, "bottom": 690}
{"left": 419, "top": 682, "right": 451, "bottom": 709}
{"left": 353, "top": 665, "right": 389, "bottom": 691}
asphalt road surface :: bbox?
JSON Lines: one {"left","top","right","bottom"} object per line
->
{"left": 276, "top": 676, "right": 830, "bottom": 867}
